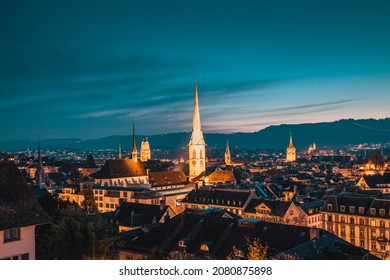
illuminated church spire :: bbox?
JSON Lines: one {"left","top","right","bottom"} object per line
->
{"left": 118, "top": 144, "right": 122, "bottom": 159}
{"left": 35, "top": 144, "right": 45, "bottom": 187}
{"left": 132, "top": 121, "right": 138, "bottom": 162}
{"left": 225, "top": 136, "right": 231, "bottom": 165}
{"left": 286, "top": 132, "right": 297, "bottom": 162}
{"left": 188, "top": 77, "right": 206, "bottom": 181}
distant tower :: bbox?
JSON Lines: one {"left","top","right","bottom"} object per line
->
{"left": 35, "top": 144, "right": 45, "bottom": 187}
{"left": 141, "top": 138, "right": 151, "bottom": 162}
{"left": 225, "top": 136, "right": 231, "bottom": 165}
{"left": 313, "top": 142, "right": 316, "bottom": 151}
{"left": 118, "top": 144, "right": 122, "bottom": 159}
{"left": 188, "top": 78, "right": 206, "bottom": 181}
{"left": 131, "top": 122, "right": 138, "bottom": 162}
{"left": 286, "top": 132, "right": 297, "bottom": 162}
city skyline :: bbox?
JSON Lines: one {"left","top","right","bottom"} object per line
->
{"left": 1, "top": 0, "right": 390, "bottom": 141}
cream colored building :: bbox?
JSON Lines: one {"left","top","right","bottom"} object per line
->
{"left": 0, "top": 161, "right": 51, "bottom": 260}
{"left": 322, "top": 195, "right": 390, "bottom": 259}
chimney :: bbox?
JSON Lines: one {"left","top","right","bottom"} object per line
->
{"left": 130, "top": 210, "right": 135, "bottom": 227}
{"left": 195, "top": 182, "right": 199, "bottom": 192}
{"left": 310, "top": 228, "right": 320, "bottom": 240}
{"left": 164, "top": 211, "right": 170, "bottom": 223}
{"left": 160, "top": 196, "right": 166, "bottom": 211}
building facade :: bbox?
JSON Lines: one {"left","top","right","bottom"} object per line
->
{"left": 322, "top": 194, "right": 390, "bottom": 259}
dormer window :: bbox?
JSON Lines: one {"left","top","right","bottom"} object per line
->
{"left": 370, "top": 208, "right": 376, "bottom": 215}
{"left": 349, "top": 206, "right": 355, "bottom": 213}
{"left": 379, "top": 209, "right": 385, "bottom": 216}
{"left": 235, "top": 250, "right": 245, "bottom": 258}
{"left": 200, "top": 244, "right": 209, "bottom": 252}
{"left": 340, "top": 206, "right": 346, "bottom": 212}
{"left": 178, "top": 240, "right": 187, "bottom": 248}
{"left": 359, "top": 207, "right": 365, "bottom": 214}
{"left": 327, "top": 204, "right": 333, "bottom": 211}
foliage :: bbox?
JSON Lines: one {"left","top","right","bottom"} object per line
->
{"left": 36, "top": 203, "right": 113, "bottom": 260}
{"left": 227, "top": 237, "right": 268, "bottom": 260}
{"left": 81, "top": 184, "right": 99, "bottom": 214}
{"left": 272, "top": 252, "right": 301, "bottom": 260}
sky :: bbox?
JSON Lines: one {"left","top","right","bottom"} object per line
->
{"left": 1, "top": 0, "right": 390, "bottom": 141}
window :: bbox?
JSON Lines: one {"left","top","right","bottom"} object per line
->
{"left": 349, "top": 206, "right": 355, "bottom": 213}
{"left": 21, "top": 253, "right": 29, "bottom": 260}
{"left": 230, "top": 249, "right": 243, "bottom": 258}
{"left": 178, "top": 240, "right": 187, "bottom": 248}
{"left": 381, "top": 244, "right": 386, "bottom": 251}
{"left": 192, "top": 150, "right": 196, "bottom": 159}
{"left": 359, "top": 218, "right": 365, "bottom": 225}
{"left": 341, "top": 226, "right": 346, "bottom": 236}
{"left": 200, "top": 244, "right": 209, "bottom": 251}
{"left": 327, "top": 215, "right": 332, "bottom": 222}
{"left": 380, "top": 220, "right": 385, "bottom": 228}
{"left": 371, "top": 219, "right": 376, "bottom": 227}
{"left": 359, "top": 207, "right": 365, "bottom": 214}
{"left": 379, "top": 209, "right": 385, "bottom": 216}
{"left": 341, "top": 216, "right": 346, "bottom": 223}
{"left": 370, "top": 208, "right": 376, "bottom": 215}
{"left": 371, "top": 231, "right": 377, "bottom": 239}
{"left": 126, "top": 256, "right": 133, "bottom": 260}
{"left": 350, "top": 238, "right": 355, "bottom": 245}
{"left": 350, "top": 217, "right": 355, "bottom": 224}
{"left": 360, "top": 240, "right": 365, "bottom": 248}
{"left": 340, "top": 205, "right": 346, "bottom": 212}
{"left": 350, "top": 228, "right": 355, "bottom": 236}
{"left": 327, "top": 204, "right": 333, "bottom": 211}
{"left": 4, "top": 228, "right": 20, "bottom": 243}
{"left": 360, "top": 229, "right": 365, "bottom": 237}
{"left": 371, "top": 243, "right": 377, "bottom": 250}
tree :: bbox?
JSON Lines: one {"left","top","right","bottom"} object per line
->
{"left": 227, "top": 237, "right": 268, "bottom": 260}
{"left": 81, "top": 184, "right": 98, "bottom": 214}
{"left": 35, "top": 204, "right": 112, "bottom": 260}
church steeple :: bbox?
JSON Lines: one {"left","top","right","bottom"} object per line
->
{"left": 118, "top": 144, "right": 122, "bottom": 159}
{"left": 35, "top": 144, "right": 45, "bottom": 187}
{"left": 289, "top": 132, "right": 294, "bottom": 147}
{"left": 225, "top": 136, "right": 231, "bottom": 165}
{"left": 286, "top": 132, "right": 297, "bottom": 162}
{"left": 132, "top": 121, "right": 138, "bottom": 162}
{"left": 188, "top": 77, "right": 206, "bottom": 181}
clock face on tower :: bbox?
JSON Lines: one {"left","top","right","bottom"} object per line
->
{"left": 192, "top": 160, "right": 196, "bottom": 166}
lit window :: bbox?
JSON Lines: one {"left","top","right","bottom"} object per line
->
{"left": 4, "top": 228, "right": 20, "bottom": 243}
{"left": 379, "top": 209, "right": 385, "bottom": 216}
{"left": 200, "top": 244, "right": 209, "bottom": 252}
{"left": 235, "top": 250, "right": 245, "bottom": 258}
{"left": 178, "top": 240, "right": 187, "bottom": 248}
{"left": 359, "top": 218, "right": 365, "bottom": 225}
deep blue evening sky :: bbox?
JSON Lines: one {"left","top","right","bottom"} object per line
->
{"left": 1, "top": 0, "right": 390, "bottom": 141}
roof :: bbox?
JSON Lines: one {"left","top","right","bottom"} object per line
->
{"left": 285, "top": 231, "right": 379, "bottom": 260}
{"left": 299, "top": 200, "right": 325, "bottom": 214}
{"left": 181, "top": 188, "right": 252, "bottom": 207}
{"left": 112, "top": 202, "right": 169, "bottom": 227}
{"left": 244, "top": 199, "right": 292, "bottom": 216}
{"left": 119, "top": 212, "right": 362, "bottom": 259}
{"left": 323, "top": 194, "right": 390, "bottom": 218}
{"left": 149, "top": 171, "right": 187, "bottom": 187}
{"left": 0, "top": 161, "right": 51, "bottom": 230}
{"left": 362, "top": 174, "right": 390, "bottom": 188}
{"left": 93, "top": 158, "right": 147, "bottom": 179}
{"left": 207, "top": 170, "right": 236, "bottom": 184}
